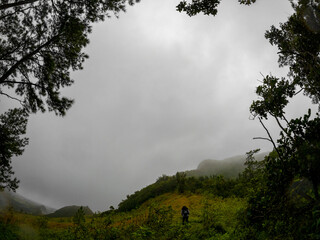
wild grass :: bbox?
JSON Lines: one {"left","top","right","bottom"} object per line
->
{"left": 1, "top": 192, "right": 247, "bottom": 239}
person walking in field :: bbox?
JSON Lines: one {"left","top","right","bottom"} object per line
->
{"left": 181, "top": 206, "right": 189, "bottom": 225}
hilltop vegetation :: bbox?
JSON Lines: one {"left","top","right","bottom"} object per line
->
{"left": 46, "top": 205, "right": 93, "bottom": 218}
{"left": 117, "top": 153, "right": 252, "bottom": 212}
{"left": 118, "top": 174, "right": 240, "bottom": 213}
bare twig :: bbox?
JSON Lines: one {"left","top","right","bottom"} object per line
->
{"left": 273, "top": 115, "right": 296, "bottom": 143}
{"left": 259, "top": 72, "right": 265, "bottom": 78}
{"left": 294, "top": 88, "right": 304, "bottom": 96}
{"left": 0, "top": 91, "right": 24, "bottom": 106}
{"left": 253, "top": 137, "right": 272, "bottom": 142}
{"left": 258, "top": 117, "right": 283, "bottom": 160}
{"left": 282, "top": 114, "right": 290, "bottom": 125}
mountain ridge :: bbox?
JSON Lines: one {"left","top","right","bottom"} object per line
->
{"left": 46, "top": 205, "right": 93, "bottom": 217}
{"left": 186, "top": 152, "right": 267, "bottom": 178}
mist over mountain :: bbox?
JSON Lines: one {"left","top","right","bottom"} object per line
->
{"left": 186, "top": 152, "right": 268, "bottom": 178}
{"left": 1, "top": 152, "right": 268, "bottom": 217}
{"left": 0, "top": 190, "right": 55, "bottom": 215}
{"left": 1, "top": 153, "right": 268, "bottom": 216}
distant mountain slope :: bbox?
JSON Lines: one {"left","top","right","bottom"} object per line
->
{"left": 47, "top": 205, "right": 93, "bottom": 218}
{"left": 186, "top": 152, "right": 267, "bottom": 178}
{"left": 117, "top": 152, "right": 268, "bottom": 212}
{"left": 0, "top": 190, "right": 55, "bottom": 215}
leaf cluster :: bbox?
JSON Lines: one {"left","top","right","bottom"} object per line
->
{"left": 176, "top": 0, "right": 256, "bottom": 17}
{"left": 0, "top": 108, "right": 28, "bottom": 191}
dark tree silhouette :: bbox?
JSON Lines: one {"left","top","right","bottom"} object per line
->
{"left": 0, "top": 108, "right": 28, "bottom": 191}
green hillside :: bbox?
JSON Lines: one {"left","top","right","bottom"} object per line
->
{"left": 46, "top": 205, "right": 93, "bottom": 218}
{"left": 107, "top": 192, "right": 247, "bottom": 239}
{"left": 117, "top": 153, "right": 267, "bottom": 212}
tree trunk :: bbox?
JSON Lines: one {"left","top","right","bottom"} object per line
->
{"left": 0, "top": 0, "right": 39, "bottom": 10}
{"left": 312, "top": 180, "right": 320, "bottom": 202}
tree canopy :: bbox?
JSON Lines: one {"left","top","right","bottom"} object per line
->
{"left": 0, "top": 0, "right": 139, "bottom": 115}
{"left": 176, "top": 0, "right": 257, "bottom": 17}
{"left": 0, "top": 0, "right": 139, "bottom": 190}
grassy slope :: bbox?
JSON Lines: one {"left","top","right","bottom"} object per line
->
{"left": 148, "top": 193, "right": 245, "bottom": 227}
{"left": 1, "top": 192, "right": 246, "bottom": 239}
{"left": 112, "top": 192, "right": 246, "bottom": 235}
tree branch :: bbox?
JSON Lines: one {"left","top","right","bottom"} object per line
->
{"left": 0, "top": 0, "right": 39, "bottom": 10}
{"left": 0, "top": 34, "right": 60, "bottom": 84}
{"left": 274, "top": 115, "right": 286, "bottom": 131}
{"left": 2, "top": 80, "right": 41, "bottom": 88}
{"left": 258, "top": 117, "right": 283, "bottom": 161}
{"left": 282, "top": 114, "right": 290, "bottom": 125}
{"left": 273, "top": 114, "right": 296, "bottom": 143}
{"left": 0, "top": 5, "right": 34, "bottom": 20}
{"left": 294, "top": 88, "right": 304, "bottom": 96}
{"left": 253, "top": 137, "right": 272, "bottom": 142}
{"left": 0, "top": 91, "right": 24, "bottom": 106}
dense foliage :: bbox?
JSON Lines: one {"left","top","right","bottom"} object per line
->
{"left": 0, "top": 108, "right": 28, "bottom": 191}
{"left": 117, "top": 172, "right": 242, "bottom": 212}
{"left": 118, "top": 175, "right": 177, "bottom": 212}
{"left": 176, "top": 0, "right": 256, "bottom": 17}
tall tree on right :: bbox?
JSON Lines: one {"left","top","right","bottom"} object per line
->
{"left": 250, "top": 0, "right": 320, "bottom": 202}
{"left": 245, "top": 1, "right": 320, "bottom": 238}
{"left": 177, "top": 0, "right": 320, "bottom": 238}
{"left": 177, "top": 0, "right": 320, "bottom": 202}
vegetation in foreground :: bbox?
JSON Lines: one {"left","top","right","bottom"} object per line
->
{"left": 0, "top": 192, "right": 246, "bottom": 240}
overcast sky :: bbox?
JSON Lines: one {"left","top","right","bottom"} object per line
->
{"left": 3, "top": 0, "right": 312, "bottom": 212}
